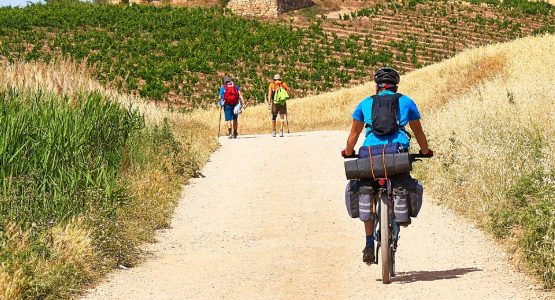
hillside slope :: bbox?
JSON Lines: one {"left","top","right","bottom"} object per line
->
{"left": 1, "top": 1, "right": 553, "bottom": 106}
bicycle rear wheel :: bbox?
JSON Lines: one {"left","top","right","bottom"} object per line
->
{"left": 380, "top": 191, "right": 391, "bottom": 284}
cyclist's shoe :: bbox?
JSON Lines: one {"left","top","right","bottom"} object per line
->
{"left": 362, "top": 246, "right": 375, "bottom": 264}
{"left": 272, "top": 130, "right": 276, "bottom": 137}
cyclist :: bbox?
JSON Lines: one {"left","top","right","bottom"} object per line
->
{"left": 342, "top": 67, "right": 433, "bottom": 264}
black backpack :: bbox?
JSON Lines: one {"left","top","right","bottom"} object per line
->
{"left": 366, "top": 93, "right": 402, "bottom": 136}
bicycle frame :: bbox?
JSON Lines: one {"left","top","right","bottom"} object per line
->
{"left": 342, "top": 151, "right": 432, "bottom": 284}
{"left": 373, "top": 177, "right": 400, "bottom": 283}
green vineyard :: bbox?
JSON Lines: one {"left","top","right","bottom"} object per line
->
{"left": 0, "top": 0, "right": 553, "bottom": 107}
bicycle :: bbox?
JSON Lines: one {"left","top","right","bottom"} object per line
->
{"left": 343, "top": 150, "right": 432, "bottom": 284}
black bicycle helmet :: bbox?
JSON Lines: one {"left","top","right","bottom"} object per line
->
{"left": 374, "top": 67, "right": 400, "bottom": 85}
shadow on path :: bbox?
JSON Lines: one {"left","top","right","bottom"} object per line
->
{"left": 390, "top": 267, "right": 482, "bottom": 283}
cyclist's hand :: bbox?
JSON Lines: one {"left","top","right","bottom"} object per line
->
{"left": 419, "top": 149, "right": 434, "bottom": 157}
{"left": 342, "top": 149, "right": 357, "bottom": 158}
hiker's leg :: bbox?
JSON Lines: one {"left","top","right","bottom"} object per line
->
{"left": 232, "top": 113, "right": 239, "bottom": 138}
{"left": 224, "top": 121, "right": 231, "bottom": 136}
{"left": 279, "top": 113, "right": 285, "bottom": 131}
{"left": 223, "top": 105, "right": 234, "bottom": 136}
{"left": 271, "top": 103, "right": 278, "bottom": 131}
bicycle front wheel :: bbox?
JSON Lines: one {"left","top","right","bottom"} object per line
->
{"left": 380, "top": 191, "right": 391, "bottom": 284}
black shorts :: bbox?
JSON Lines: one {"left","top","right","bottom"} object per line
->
{"left": 272, "top": 102, "right": 287, "bottom": 115}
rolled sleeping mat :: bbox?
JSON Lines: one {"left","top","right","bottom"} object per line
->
{"left": 344, "top": 152, "right": 412, "bottom": 179}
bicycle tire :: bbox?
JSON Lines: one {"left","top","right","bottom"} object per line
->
{"left": 380, "top": 191, "right": 391, "bottom": 284}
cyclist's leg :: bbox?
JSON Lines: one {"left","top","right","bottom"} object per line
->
{"left": 363, "top": 220, "right": 375, "bottom": 263}
{"left": 364, "top": 220, "right": 374, "bottom": 236}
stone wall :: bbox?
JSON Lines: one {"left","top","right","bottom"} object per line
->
{"left": 227, "top": 0, "right": 314, "bottom": 17}
{"left": 277, "top": 0, "right": 314, "bottom": 14}
{"left": 227, "top": 0, "right": 279, "bottom": 17}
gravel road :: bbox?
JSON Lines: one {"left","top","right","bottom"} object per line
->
{"left": 83, "top": 131, "right": 552, "bottom": 300}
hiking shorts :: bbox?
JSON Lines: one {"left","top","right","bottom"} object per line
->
{"left": 224, "top": 104, "right": 238, "bottom": 121}
{"left": 272, "top": 103, "right": 287, "bottom": 117}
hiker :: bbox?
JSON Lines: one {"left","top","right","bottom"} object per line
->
{"left": 267, "top": 74, "right": 290, "bottom": 137}
{"left": 218, "top": 76, "right": 245, "bottom": 139}
{"left": 341, "top": 67, "right": 433, "bottom": 264}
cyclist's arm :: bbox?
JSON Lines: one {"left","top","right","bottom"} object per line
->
{"left": 345, "top": 120, "right": 364, "bottom": 156}
{"left": 408, "top": 120, "right": 430, "bottom": 155}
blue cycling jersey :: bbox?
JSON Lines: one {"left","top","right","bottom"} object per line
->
{"left": 352, "top": 90, "right": 421, "bottom": 149}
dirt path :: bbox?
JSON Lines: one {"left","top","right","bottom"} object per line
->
{"left": 84, "top": 131, "right": 552, "bottom": 299}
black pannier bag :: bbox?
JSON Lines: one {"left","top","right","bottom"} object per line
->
{"left": 358, "top": 185, "right": 374, "bottom": 222}
{"left": 392, "top": 175, "right": 424, "bottom": 218}
{"left": 408, "top": 180, "right": 424, "bottom": 217}
{"left": 344, "top": 180, "right": 360, "bottom": 218}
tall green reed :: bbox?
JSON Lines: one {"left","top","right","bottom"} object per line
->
{"left": 0, "top": 88, "right": 143, "bottom": 227}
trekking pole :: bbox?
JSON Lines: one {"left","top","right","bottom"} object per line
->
{"left": 265, "top": 93, "right": 271, "bottom": 119}
{"left": 217, "top": 105, "right": 222, "bottom": 138}
{"left": 286, "top": 110, "right": 290, "bottom": 134}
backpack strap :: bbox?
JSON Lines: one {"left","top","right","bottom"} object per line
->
{"left": 391, "top": 93, "right": 412, "bottom": 140}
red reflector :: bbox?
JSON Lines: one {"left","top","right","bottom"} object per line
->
{"left": 378, "top": 179, "right": 386, "bottom": 186}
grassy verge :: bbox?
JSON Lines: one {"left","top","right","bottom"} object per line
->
{"left": 408, "top": 35, "right": 555, "bottom": 288}
{"left": 0, "top": 59, "right": 217, "bottom": 299}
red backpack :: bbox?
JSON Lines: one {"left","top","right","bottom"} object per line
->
{"left": 223, "top": 83, "right": 239, "bottom": 105}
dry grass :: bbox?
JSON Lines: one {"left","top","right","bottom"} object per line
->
{"left": 0, "top": 220, "right": 100, "bottom": 299}
{"left": 0, "top": 58, "right": 183, "bottom": 126}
